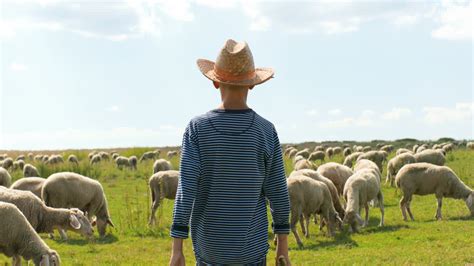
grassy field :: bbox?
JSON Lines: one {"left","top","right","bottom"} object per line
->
{"left": 1, "top": 146, "right": 473, "bottom": 265}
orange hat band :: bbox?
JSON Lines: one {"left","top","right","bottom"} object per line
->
{"left": 213, "top": 66, "right": 256, "bottom": 82}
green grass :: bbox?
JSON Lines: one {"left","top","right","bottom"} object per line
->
{"left": 1, "top": 148, "right": 474, "bottom": 265}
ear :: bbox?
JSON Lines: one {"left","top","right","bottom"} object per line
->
{"left": 40, "top": 255, "right": 50, "bottom": 266}
{"left": 466, "top": 193, "right": 474, "bottom": 207}
{"left": 213, "top": 81, "right": 219, "bottom": 89}
{"left": 69, "top": 214, "right": 81, "bottom": 230}
{"left": 107, "top": 218, "right": 115, "bottom": 228}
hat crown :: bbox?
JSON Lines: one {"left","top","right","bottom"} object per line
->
{"left": 214, "top": 39, "right": 255, "bottom": 77}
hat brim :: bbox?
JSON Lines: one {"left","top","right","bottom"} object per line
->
{"left": 197, "top": 59, "right": 274, "bottom": 86}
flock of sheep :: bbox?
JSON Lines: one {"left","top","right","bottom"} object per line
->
{"left": 282, "top": 141, "right": 474, "bottom": 247}
{"left": 0, "top": 141, "right": 473, "bottom": 265}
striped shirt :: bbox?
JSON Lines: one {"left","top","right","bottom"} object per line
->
{"left": 170, "top": 108, "right": 290, "bottom": 265}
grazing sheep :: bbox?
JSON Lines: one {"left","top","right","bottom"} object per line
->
{"left": 88, "top": 151, "right": 97, "bottom": 160}
{"left": 67, "top": 154, "right": 79, "bottom": 165}
{"left": 308, "top": 151, "right": 325, "bottom": 162}
{"left": 0, "top": 157, "right": 13, "bottom": 170}
{"left": 467, "top": 142, "right": 474, "bottom": 150}
{"left": 314, "top": 145, "right": 325, "bottom": 152}
{"left": 362, "top": 146, "right": 372, "bottom": 152}
{"left": 343, "top": 152, "right": 363, "bottom": 168}
{"left": 111, "top": 153, "right": 120, "bottom": 160}
{"left": 284, "top": 147, "right": 296, "bottom": 156}
{"left": 46, "top": 155, "right": 64, "bottom": 165}
{"left": 414, "top": 149, "right": 445, "bottom": 166}
{"left": 98, "top": 152, "right": 109, "bottom": 161}
{"left": 28, "top": 153, "right": 34, "bottom": 160}
{"left": 396, "top": 148, "right": 412, "bottom": 156}
{"left": 0, "top": 202, "right": 61, "bottom": 266}
{"left": 287, "top": 176, "right": 341, "bottom": 247}
{"left": 0, "top": 154, "right": 5, "bottom": 161}
{"left": 293, "top": 155, "right": 305, "bottom": 164}
{"left": 343, "top": 168, "right": 384, "bottom": 232}
{"left": 129, "top": 156, "right": 138, "bottom": 170}
{"left": 294, "top": 159, "right": 315, "bottom": 171}
{"left": 287, "top": 149, "right": 298, "bottom": 158}
{"left": 153, "top": 159, "right": 172, "bottom": 174}
{"left": 10, "top": 177, "right": 45, "bottom": 199}
{"left": 167, "top": 150, "right": 178, "bottom": 159}
{"left": 316, "top": 162, "right": 354, "bottom": 195}
{"left": 115, "top": 156, "right": 131, "bottom": 169}
{"left": 343, "top": 147, "right": 352, "bottom": 157}
{"left": 416, "top": 146, "right": 427, "bottom": 153}
{"left": 140, "top": 151, "right": 157, "bottom": 162}
{"left": 295, "top": 149, "right": 310, "bottom": 159}
{"left": 23, "top": 163, "right": 40, "bottom": 178}
{"left": 380, "top": 145, "right": 394, "bottom": 153}
{"left": 356, "top": 151, "right": 386, "bottom": 172}
{"left": 326, "top": 148, "right": 334, "bottom": 158}
{"left": 90, "top": 154, "right": 102, "bottom": 165}
{"left": 148, "top": 170, "right": 179, "bottom": 225}
{"left": 13, "top": 160, "right": 25, "bottom": 171}
{"left": 0, "top": 187, "right": 93, "bottom": 240}
{"left": 353, "top": 159, "right": 381, "bottom": 180}
{"left": 443, "top": 143, "right": 454, "bottom": 153}
{"left": 42, "top": 172, "right": 115, "bottom": 237}
{"left": 42, "top": 156, "right": 50, "bottom": 163}
{"left": 355, "top": 146, "right": 363, "bottom": 152}
{"left": 16, "top": 155, "right": 25, "bottom": 161}
{"left": 34, "top": 155, "right": 44, "bottom": 162}
{"left": 386, "top": 153, "right": 416, "bottom": 187}
{"left": 332, "top": 147, "right": 342, "bottom": 155}
{"left": 289, "top": 169, "right": 345, "bottom": 220}
{"left": 0, "top": 167, "right": 12, "bottom": 187}
{"left": 396, "top": 163, "right": 474, "bottom": 221}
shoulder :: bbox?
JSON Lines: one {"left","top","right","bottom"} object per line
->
{"left": 253, "top": 111, "right": 277, "bottom": 136}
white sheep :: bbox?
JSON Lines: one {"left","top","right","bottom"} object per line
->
{"left": 115, "top": 156, "right": 131, "bottom": 169}
{"left": 308, "top": 151, "right": 325, "bottom": 162}
{"left": 362, "top": 146, "right": 372, "bottom": 152}
{"left": 343, "top": 147, "right": 352, "bottom": 157}
{"left": 0, "top": 202, "right": 61, "bottom": 266}
{"left": 90, "top": 154, "right": 102, "bottom": 165}
{"left": 153, "top": 159, "right": 172, "bottom": 174}
{"left": 293, "top": 159, "right": 315, "bottom": 171}
{"left": 23, "top": 163, "right": 40, "bottom": 177}
{"left": 67, "top": 154, "right": 79, "bottom": 165}
{"left": 293, "top": 155, "right": 305, "bottom": 164}
{"left": 148, "top": 170, "right": 179, "bottom": 225}
{"left": 326, "top": 147, "right": 334, "bottom": 158}
{"left": 314, "top": 145, "right": 325, "bottom": 152}
{"left": 343, "top": 152, "right": 363, "bottom": 168}
{"left": 10, "top": 177, "right": 45, "bottom": 199}
{"left": 295, "top": 148, "right": 310, "bottom": 159}
{"left": 332, "top": 147, "right": 342, "bottom": 155}
{"left": 111, "top": 153, "right": 120, "bottom": 160}
{"left": 167, "top": 150, "right": 179, "bottom": 159}
{"left": 287, "top": 149, "right": 298, "bottom": 158}
{"left": 0, "top": 157, "right": 13, "bottom": 171}
{"left": 343, "top": 168, "right": 384, "bottom": 233}
{"left": 13, "top": 160, "right": 25, "bottom": 171}
{"left": 129, "top": 156, "right": 138, "bottom": 170}
{"left": 287, "top": 175, "right": 342, "bottom": 248}
{"left": 386, "top": 153, "right": 416, "bottom": 187}
{"left": 0, "top": 167, "right": 12, "bottom": 187}
{"left": 42, "top": 172, "right": 115, "bottom": 237}
{"left": 316, "top": 162, "right": 354, "bottom": 195}
{"left": 416, "top": 146, "right": 427, "bottom": 153}
{"left": 140, "top": 151, "right": 157, "bottom": 162}
{"left": 0, "top": 187, "right": 93, "bottom": 240}
{"left": 396, "top": 148, "right": 412, "bottom": 156}
{"left": 88, "top": 151, "right": 97, "bottom": 160}
{"left": 16, "top": 155, "right": 26, "bottom": 161}
{"left": 99, "top": 151, "right": 110, "bottom": 161}
{"left": 414, "top": 149, "right": 445, "bottom": 166}
{"left": 353, "top": 159, "right": 381, "bottom": 180}
{"left": 395, "top": 163, "right": 474, "bottom": 221}
{"left": 467, "top": 142, "right": 474, "bottom": 150}
{"left": 28, "top": 152, "right": 34, "bottom": 161}
{"left": 34, "top": 155, "right": 44, "bottom": 162}
{"left": 356, "top": 151, "right": 386, "bottom": 172}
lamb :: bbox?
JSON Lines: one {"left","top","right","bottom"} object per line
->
{"left": 343, "top": 147, "right": 352, "bottom": 157}
{"left": 0, "top": 167, "right": 12, "bottom": 187}
{"left": 90, "top": 154, "right": 102, "bottom": 165}
{"left": 396, "top": 163, "right": 474, "bottom": 221}
{"left": 167, "top": 150, "right": 178, "bottom": 159}
{"left": 23, "top": 163, "right": 40, "bottom": 177}
{"left": 42, "top": 172, "right": 115, "bottom": 237}
{"left": 386, "top": 153, "right": 416, "bottom": 187}
{"left": 148, "top": 170, "right": 179, "bottom": 225}
{"left": 356, "top": 151, "right": 386, "bottom": 172}
{"left": 10, "top": 177, "right": 45, "bottom": 199}
{"left": 396, "top": 148, "right": 413, "bottom": 156}
{"left": 326, "top": 147, "right": 334, "bottom": 158}
{"left": 0, "top": 157, "right": 13, "bottom": 170}
{"left": 140, "top": 151, "right": 157, "bottom": 162}
{"left": 0, "top": 202, "right": 61, "bottom": 266}
{"left": 129, "top": 156, "right": 138, "bottom": 170}
{"left": 294, "top": 159, "right": 315, "bottom": 171}
{"left": 343, "top": 168, "right": 384, "bottom": 232}
{"left": 0, "top": 187, "right": 93, "bottom": 240}
{"left": 153, "top": 159, "right": 172, "bottom": 174}
{"left": 343, "top": 152, "right": 363, "bottom": 168}
{"left": 414, "top": 149, "right": 445, "bottom": 166}
{"left": 316, "top": 162, "right": 354, "bottom": 195}
{"left": 289, "top": 169, "right": 345, "bottom": 220}
{"left": 67, "top": 154, "right": 79, "bottom": 165}
{"left": 287, "top": 175, "right": 342, "bottom": 247}
{"left": 308, "top": 151, "right": 325, "bottom": 162}
{"left": 13, "top": 160, "right": 25, "bottom": 171}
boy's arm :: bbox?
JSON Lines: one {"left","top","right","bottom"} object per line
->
{"left": 263, "top": 127, "right": 290, "bottom": 234}
{"left": 170, "top": 122, "right": 201, "bottom": 239}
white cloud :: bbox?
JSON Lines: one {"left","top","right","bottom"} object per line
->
{"left": 320, "top": 20, "right": 359, "bottom": 34}
{"left": 10, "top": 63, "right": 28, "bottom": 71}
{"left": 242, "top": 1, "right": 271, "bottom": 32}
{"left": 306, "top": 109, "right": 318, "bottom": 117}
{"left": 195, "top": 0, "right": 237, "bottom": 9}
{"left": 106, "top": 105, "right": 120, "bottom": 112}
{"left": 381, "top": 107, "right": 412, "bottom": 120}
{"left": 319, "top": 109, "right": 375, "bottom": 128}
{"left": 159, "top": 0, "right": 194, "bottom": 22}
{"left": 328, "top": 109, "right": 342, "bottom": 116}
{"left": 432, "top": 1, "right": 472, "bottom": 40}
{"left": 393, "top": 15, "right": 419, "bottom": 27}
{"left": 423, "top": 102, "right": 473, "bottom": 125}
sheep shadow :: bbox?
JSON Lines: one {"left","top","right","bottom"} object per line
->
{"left": 51, "top": 234, "right": 119, "bottom": 246}
{"left": 300, "top": 233, "right": 358, "bottom": 250}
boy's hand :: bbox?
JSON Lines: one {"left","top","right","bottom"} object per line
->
{"left": 170, "top": 238, "right": 185, "bottom": 266}
{"left": 275, "top": 234, "right": 291, "bottom": 266}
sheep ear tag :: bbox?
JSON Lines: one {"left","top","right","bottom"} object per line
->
{"left": 70, "top": 214, "right": 82, "bottom": 230}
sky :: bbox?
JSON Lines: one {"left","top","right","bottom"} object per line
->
{"left": 0, "top": 0, "right": 472, "bottom": 150}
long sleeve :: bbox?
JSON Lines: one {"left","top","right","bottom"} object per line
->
{"left": 263, "top": 127, "right": 290, "bottom": 234}
{"left": 170, "top": 121, "right": 201, "bottom": 238}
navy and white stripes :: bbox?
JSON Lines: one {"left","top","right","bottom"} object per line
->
{"left": 171, "top": 108, "right": 290, "bottom": 265}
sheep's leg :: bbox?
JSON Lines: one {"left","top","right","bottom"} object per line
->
{"left": 12, "top": 255, "right": 21, "bottom": 266}
{"left": 378, "top": 192, "right": 385, "bottom": 227}
{"left": 435, "top": 197, "right": 443, "bottom": 220}
{"left": 58, "top": 229, "right": 69, "bottom": 240}
{"left": 400, "top": 196, "right": 408, "bottom": 221}
{"left": 406, "top": 196, "right": 414, "bottom": 221}
{"left": 148, "top": 200, "right": 159, "bottom": 226}
{"left": 290, "top": 212, "right": 303, "bottom": 248}
{"left": 319, "top": 215, "right": 326, "bottom": 231}
{"left": 361, "top": 203, "right": 369, "bottom": 227}
{"left": 299, "top": 214, "right": 306, "bottom": 237}
{"left": 304, "top": 214, "right": 311, "bottom": 238}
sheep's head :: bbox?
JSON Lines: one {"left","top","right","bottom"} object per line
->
{"left": 466, "top": 192, "right": 474, "bottom": 216}
{"left": 343, "top": 211, "right": 363, "bottom": 232}
{"left": 92, "top": 216, "right": 115, "bottom": 237}
{"left": 69, "top": 209, "right": 94, "bottom": 238}
{"left": 38, "top": 250, "right": 60, "bottom": 266}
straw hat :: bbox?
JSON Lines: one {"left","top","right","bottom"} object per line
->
{"left": 197, "top": 39, "right": 274, "bottom": 86}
